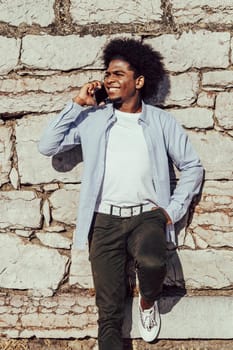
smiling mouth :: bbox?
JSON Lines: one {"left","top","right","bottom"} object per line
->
{"left": 106, "top": 87, "right": 122, "bottom": 104}
{"left": 107, "top": 87, "right": 120, "bottom": 92}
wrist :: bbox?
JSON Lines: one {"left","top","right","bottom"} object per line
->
{"left": 161, "top": 208, "right": 172, "bottom": 224}
{"left": 73, "top": 96, "right": 86, "bottom": 106}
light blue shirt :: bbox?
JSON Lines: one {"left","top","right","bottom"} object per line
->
{"left": 38, "top": 101, "right": 203, "bottom": 249}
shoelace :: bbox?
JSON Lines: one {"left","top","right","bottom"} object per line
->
{"left": 140, "top": 306, "right": 157, "bottom": 331}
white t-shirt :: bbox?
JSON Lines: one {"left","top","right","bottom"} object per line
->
{"left": 98, "top": 109, "right": 157, "bottom": 207}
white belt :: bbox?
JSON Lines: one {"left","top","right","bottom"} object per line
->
{"left": 97, "top": 202, "right": 157, "bottom": 218}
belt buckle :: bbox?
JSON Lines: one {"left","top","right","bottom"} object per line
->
{"left": 121, "top": 207, "right": 131, "bottom": 217}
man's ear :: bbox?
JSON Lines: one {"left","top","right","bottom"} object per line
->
{"left": 136, "top": 75, "right": 145, "bottom": 90}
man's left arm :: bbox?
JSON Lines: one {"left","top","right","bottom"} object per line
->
{"left": 164, "top": 116, "right": 204, "bottom": 224}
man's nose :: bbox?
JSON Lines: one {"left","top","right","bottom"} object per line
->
{"left": 105, "top": 74, "right": 115, "bottom": 84}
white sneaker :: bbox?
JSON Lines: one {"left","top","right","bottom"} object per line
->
{"left": 138, "top": 295, "right": 161, "bottom": 342}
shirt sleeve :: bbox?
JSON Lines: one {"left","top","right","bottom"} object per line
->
{"left": 38, "top": 101, "right": 84, "bottom": 157}
{"left": 164, "top": 115, "right": 204, "bottom": 224}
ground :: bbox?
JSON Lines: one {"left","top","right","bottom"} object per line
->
{"left": 0, "top": 339, "right": 232, "bottom": 350}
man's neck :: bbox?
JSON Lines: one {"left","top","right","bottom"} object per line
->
{"left": 114, "top": 99, "right": 142, "bottom": 113}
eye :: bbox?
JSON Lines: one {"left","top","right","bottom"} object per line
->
{"left": 114, "top": 72, "right": 124, "bottom": 77}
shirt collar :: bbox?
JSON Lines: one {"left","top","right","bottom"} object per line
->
{"left": 139, "top": 101, "right": 149, "bottom": 125}
{"left": 105, "top": 100, "right": 149, "bottom": 124}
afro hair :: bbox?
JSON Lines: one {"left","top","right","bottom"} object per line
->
{"left": 102, "top": 37, "right": 165, "bottom": 100}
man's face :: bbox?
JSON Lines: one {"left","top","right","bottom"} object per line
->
{"left": 104, "top": 59, "right": 143, "bottom": 105}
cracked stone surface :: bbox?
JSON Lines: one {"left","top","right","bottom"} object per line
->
{"left": 0, "top": 37, "right": 20, "bottom": 75}
{"left": 156, "top": 73, "right": 199, "bottom": 107}
{"left": 188, "top": 131, "right": 233, "bottom": 179}
{"left": 166, "top": 249, "right": 233, "bottom": 289}
{"left": 0, "top": 234, "right": 69, "bottom": 293}
{"left": 0, "top": 71, "right": 103, "bottom": 94}
{"left": 0, "top": 191, "right": 41, "bottom": 229}
{"left": 0, "top": 91, "right": 73, "bottom": 115}
{"left": 172, "top": 0, "right": 233, "bottom": 25}
{"left": 0, "top": 0, "right": 55, "bottom": 26}
{"left": 197, "top": 91, "right": 215, "bottom": 107}
{"left": 21, "top": 35, "right": 107, "bottom": 70}
{"left": 36, "top": 232, "right": 72, "bottom": 249}
{"left": 171, "top": 107, "right": 214, "bottom": 129}
{"left": 70, "top": 0, "right": 162, "bottom": 25}
{"left": 15, "top": 115, "right": 83, "bottom": 184}
{"left": 49, "top": 189, "right": 80, "bottom": 225}
{"left": 215, "top": 92, "right": 233, "bottom": 129}
{"left": 202, "top": 70, "right": 233, "bottom": 88}
{"left": 145, "top": 31, "right": 230, "bottom": 72}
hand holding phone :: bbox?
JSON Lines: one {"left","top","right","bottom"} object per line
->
{"left": 73, "top": 81, "right": 108, "bottom": 106}
{"left": 94, "top": 85, "right": 109, "bottom": 105}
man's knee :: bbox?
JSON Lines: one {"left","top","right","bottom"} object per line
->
{"left": 137, "top": 254, "right": 166, "bottom": 273}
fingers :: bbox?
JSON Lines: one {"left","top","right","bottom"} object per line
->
{"left": 73, "top": 80, "right": 103, "bottom": 106}
{"left": 86, "top": 80, "right": 102, "bottom": 96}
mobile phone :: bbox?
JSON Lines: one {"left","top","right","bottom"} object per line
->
{"left": 94, "top": 85, "right": 108, "bottom": 104}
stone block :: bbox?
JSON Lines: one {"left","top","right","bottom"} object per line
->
{"left": 157, "top": 73, "right": 199, "bottom": 107}
{"left": 77, "top": 295, "right": 96, "bottom": 307}
{"left": 166, "top": 249, "right": 233, "bottom": 289}
{"left": 0, "top": 233, "right": 69, "bottom": 293}
{"left": 202, "top": 70, "right": 233, "bottom": 88}
{"left": 0, "top": 314, "right": 18, "bottom": 328}
{"left": 145, "top": 31, "right": 230, "bottom": 72}
{"left": 172, "top": 0, "right": 233, "bottom": 25}
{"left": 70, "top": 0, "right": 162, "bottom": 24}
{"left": 0, "top": 126, "right": 13, "bottom": 186}
{"left": 15, "top": 230, "right": 34, "bottom": 238}
{"left": 188, "top": 131, "right": 233, "bottom": 179}
{"left": 10, "top": 296, "right": 26, "bottom": 308}
{"left": 0, "top": 91, "right": 72, "bottom": 115}
{"left": 0, "top": 37, "right": 20, "bottom": 75}
{"left": 36, "top": 232, "right": 72, "bottom": 249}
{"left": 197, "top": 91, "right": 215, "bottom": 107}
{"left": 15, "top": 114, "right": 83, "bottom": 184}
{"left": 21, "top": 35, "right": 107, "bottom": 70}
{"left": 191, "top": 211, "right": 233, "bottom": 229}
{"left": 0, "top": 191, "right": 41, "bottom": 229}
{"left": 0, "top": 71, "right": 103, "bottom": 94}
{"left": 193, "top": 227, "right": 233, "bottom": 248}
{"left": 0, "top": 0, "right": 55, "bottom": 26}
{"left": 170, "top": 107, "right": 214, "bottom": 129}
{"left": 49, "top": 189, "right": 80, "bottom": 225}
{"left": 215, "top": 92, "right": 233, "bottom": 129}
{"left": 45, "top": 225, "right": 66, "bottom": 232}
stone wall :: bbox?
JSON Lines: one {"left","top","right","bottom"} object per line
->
{"left": 0, "top": 0, "right": 233, "bottom": 345}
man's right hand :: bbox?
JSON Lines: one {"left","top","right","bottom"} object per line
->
{"left": 73, "top": 81, "right": 102, "bottom": 106}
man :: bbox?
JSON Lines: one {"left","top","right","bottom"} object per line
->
{"left": 39, "top": 38, "right": 203, "bottom": 350}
